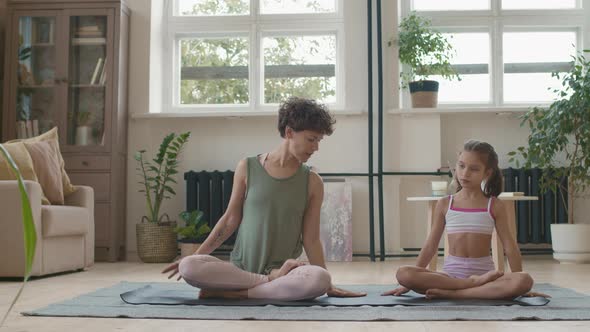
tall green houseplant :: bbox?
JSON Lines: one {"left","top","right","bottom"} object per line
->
{"left": 391, "top": 12, "right": 460, "bottom": 107}
{"left": 509, "top": 50, "right": 590, "bottom": 263}
{"left": 135, "top": 132, "right": 191, "bottom": 224}
{"left": 134, "top": 132, "right": 190, "bottom": 263}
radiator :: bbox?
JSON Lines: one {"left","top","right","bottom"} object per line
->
{"left": 185, "top": 168, "right": 568, "bottom": 247}
{"left": 184, "top": 170, "right": 236, "bottom": 245}
{"left": 502, "top": 168, "right": 568, "bottom": 244}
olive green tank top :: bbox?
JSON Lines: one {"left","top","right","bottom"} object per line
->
{"left": 230, "top": 156, "right": 309, "bottom": 274}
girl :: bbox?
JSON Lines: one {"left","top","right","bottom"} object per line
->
{"left": 383, "top": 140, "right": 542, "bottom": 300}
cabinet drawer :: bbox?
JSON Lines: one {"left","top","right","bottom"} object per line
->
{"left": 94, "top": 203, "right": 110, "bottom": 247}
{"left": 68, "top": 173, "right": 111, "bottom": 202}
{"left": 64, "top": 156, "right": 111, "bottom": 171}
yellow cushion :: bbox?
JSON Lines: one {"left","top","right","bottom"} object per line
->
{"left": 8, "top": 127, "right": 76, "bottom": 196}
{"left": 0, "top": 141, "right": 51, "bottom": 205}
{"left": 24, "top": 140, "right": 64, "bottom": 205}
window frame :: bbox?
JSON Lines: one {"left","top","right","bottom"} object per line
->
{"left": 400, "top": 0, "right": 588, "bottom": 108}
{"left": 163, "top": 0, "right": 346, "bottom": 114}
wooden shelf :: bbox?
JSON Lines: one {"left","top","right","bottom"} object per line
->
{"left": 18, "top": 85, "right": 55, "bottom": 88}
{"left": 388, "top": 107, "right": 536, "bottom": 115}
{"left": 31, "top": 43, "right": 55, "bottom": 47}
{"left": 70, "top": 84, "right": 106, "bottom": 88}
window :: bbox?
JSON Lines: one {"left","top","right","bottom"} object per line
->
{"left": 165, "top": 0, "right": 346, "bottom": 113}
{"left": 402, "top": 0, "right": 588, "bottom": 107}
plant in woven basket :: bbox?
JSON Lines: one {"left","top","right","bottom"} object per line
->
{"left": 135, "top": 132, "right": 191, "bottom": 224}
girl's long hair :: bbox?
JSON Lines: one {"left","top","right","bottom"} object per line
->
{"left": 455, "top": 139, "right": 503, "bottom": 197}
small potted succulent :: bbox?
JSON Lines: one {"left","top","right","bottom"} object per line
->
{"left": 174, "top": 210, "right": 211, "bottom": 257}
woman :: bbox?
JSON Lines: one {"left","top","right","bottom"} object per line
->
{"left": 163, "top": 97, "right": 365, "bottom": 301}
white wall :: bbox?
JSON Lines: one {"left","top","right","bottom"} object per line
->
{"left": 123, "top": 0, "right": 590, "bottom": 260}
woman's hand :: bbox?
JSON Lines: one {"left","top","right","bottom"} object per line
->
{"left": 381, "top": 286, "right": 410, "bottom": 296}
{"left": 268, "top": 259, "right": 306, "bottom": 281}
{"left": 161, "top": 260, "right": 182, "bottom": 281}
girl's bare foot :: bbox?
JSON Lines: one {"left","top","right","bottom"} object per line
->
{"left": 468, "top": 270, "right": 503, "bottom": 287}
{"left": 198, "top": 289, "right": 247, "bottom": 300}
{"left": 425, "top": 288, "right": 456, "bottom": 299}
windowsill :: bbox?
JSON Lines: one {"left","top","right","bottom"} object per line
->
{"left": 388, "top": 106, "right": 538, "bottom": 115}
{"left": 131, "top": 109, "right": 366, "bottom": 119}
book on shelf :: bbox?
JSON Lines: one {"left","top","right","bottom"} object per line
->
{"left": 78, "top": 25, "right": 100, "bottom": 32}
{"left": 72, "top": 37, "right": 106, "bottom": 44}
{"left": 16, "top": 121, "right": 26, "bottom": 139}
{"left": 25, "top": 121, "right": 33, "bottom": 138}
{"left": 90, "top": 58, "right": 104, "bottom": 85}
{"left": 16, "top": 120, "right": 40, "bottom": 138}
{"left": 32, "top": 119, "right": 39, "bottom": 136}
{"left": 98, "top": 57, "right": 107, "bottom": 85}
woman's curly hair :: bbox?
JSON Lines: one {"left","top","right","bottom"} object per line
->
{"left": 278, "top": 97, "right": 336, "bottom": 137}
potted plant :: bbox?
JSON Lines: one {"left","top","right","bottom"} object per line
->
{"left": 134, "top": 132, "right": 191, "bottom": 263}
{"left": 0, "top": 145, "right": 36, "bottom": 326}
{"left": 390, "top": 12, "right": 460, "bottom": 108}
{"left": 509, "top": 50, "right": 590, "bottom": 264}
{"left": 174, "top": 210, "right": 211, "bottom": 257}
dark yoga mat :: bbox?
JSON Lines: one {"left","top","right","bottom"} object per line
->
{"left": 27, "top": 282, "right": 590, "bottom": 321}
{"left": 120, "top": 283, "right": 549, "bottom": 307}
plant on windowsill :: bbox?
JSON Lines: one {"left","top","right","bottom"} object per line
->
{"left": 389, "top": 12, "right": 460, "bottom": 108}
{"left": 509, "top": 50, "right": 590, "bottom": 264}
{"left": 134, "top": 132, "right": 191, "bottom": 263}
{"left": 174, "top": 210, "right": 211, "bottom": 257}
{"left": 0, "top": 145, "right": 36, "bottom": 327}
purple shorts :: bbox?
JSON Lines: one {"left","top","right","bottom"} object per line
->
{"left": 442, "top": 254, "right": 495, "bottom": 279}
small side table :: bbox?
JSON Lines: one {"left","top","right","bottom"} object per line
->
{"left": 407, "top": 195, "right": 538, "bottom": 272}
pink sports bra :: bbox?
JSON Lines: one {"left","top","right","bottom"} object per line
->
{"left": 445, "top": 195, "right": 496, "bottom": 235}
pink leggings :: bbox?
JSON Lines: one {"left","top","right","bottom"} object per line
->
{"left": 179, "top": 255, "right": 331, "bottom": 301}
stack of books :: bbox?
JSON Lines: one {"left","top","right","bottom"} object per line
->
{"left": 16, "top": 120, "right": 39, "bottom": 139}
{"left": 72, "top": 24, "right": 105, "bottom": 44}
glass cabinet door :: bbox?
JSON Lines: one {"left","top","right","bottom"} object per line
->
{"left": 66, "top": 14, "right": 108, "bottom": 148}
{"left": 14, "top": 15, "right": 58, "bottom": 138}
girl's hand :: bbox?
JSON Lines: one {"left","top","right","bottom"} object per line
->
{"left": 381, "top": 286, "right": 410, "bottom": 296}
{"left": 522, "top": 291, "right": 551, "bottom": 298}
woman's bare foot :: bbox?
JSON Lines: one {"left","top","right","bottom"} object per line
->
{"left": 468, "top": 270, "right": 503, "bottom": 287}
{"left": 198, "top": 289, "right": 247, "bottom": 300}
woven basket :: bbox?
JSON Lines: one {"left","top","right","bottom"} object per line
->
{"left": 136, "top": 216, "right": 178, "bottom": 263}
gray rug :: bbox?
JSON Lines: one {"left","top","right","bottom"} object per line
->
{"left": 23, "top": 282, "right": 590, "bottom": 321}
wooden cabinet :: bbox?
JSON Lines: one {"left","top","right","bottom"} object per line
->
{"left": 2, "top": 0, "right": 129, "bottom": 261}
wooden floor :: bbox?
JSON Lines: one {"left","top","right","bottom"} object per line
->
{"left": 1, "top": 256, "right": 589, "bottom": 331}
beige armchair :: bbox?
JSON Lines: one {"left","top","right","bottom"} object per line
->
{"left": 0, "top": 180, "right": 94, "bottom": 277}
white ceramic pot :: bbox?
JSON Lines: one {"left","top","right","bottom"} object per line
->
{"left": 75, "top": 126, "right": 93, "bottom": 146}
{"left": 179, "top": 243, "right": 201, "bottom": 258}
{"left": 551, "top": 224, "right": 590, "bottom": 264}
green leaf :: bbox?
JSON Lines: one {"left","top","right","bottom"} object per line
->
{"left": 0, "top": 144, "right": 37, "bottom": 326}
